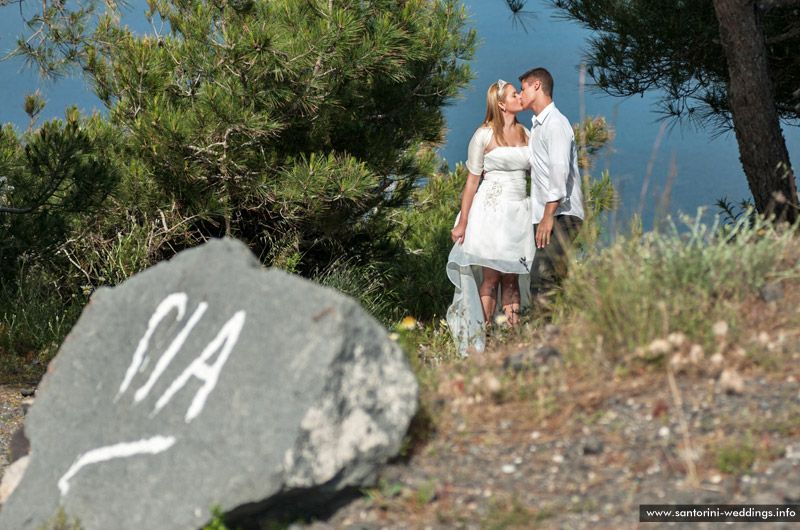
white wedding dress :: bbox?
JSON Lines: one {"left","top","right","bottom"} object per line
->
{"left": 446, "top": 127, "right": 535, "bottom": 356}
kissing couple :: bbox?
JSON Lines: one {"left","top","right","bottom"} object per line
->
{"left": 446, "top": 67, "right": 584, "bottom": 356}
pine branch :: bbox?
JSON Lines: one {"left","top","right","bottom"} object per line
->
{"left": 0, "top": 205, "right": 34, "bottom": 214}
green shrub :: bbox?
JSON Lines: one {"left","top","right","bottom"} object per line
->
{"left": 390, "top": 163, "right": 467, "bottom": 322}
{"left": 313, "top": 257, "right": 399, "bottom": 325}
{"left": 0, "top": 262, "right": 86, "bottom": 378}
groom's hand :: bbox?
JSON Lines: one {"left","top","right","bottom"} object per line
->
{"left": 536, "top": 213, "right": 554, "bottom": 249}
{"left": 537, "top": 202, "right": 559, "bottom": 249}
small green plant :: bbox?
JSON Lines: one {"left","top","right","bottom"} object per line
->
{"left": 482, "top": 497, "right": 536, "bottom": 529}
{"left": 716, "top": 440, "right": 756, "bottom": 475}
{"left": 578, "top": 169, "right": 618, "bottom": 249}
{"left": 716, "top": 196, "right": 757, "bottom": 228}
{"left": 363, "top": 478, "right": 405, "bottom": 510}
{"left": 414, "top": 480, "right": 437, "bottom": 508}
{"left": 202, "top": 506, "right": 248, "bottom": 530}
{"left": 38, "top": 509, "right": 82, "bottom": 530}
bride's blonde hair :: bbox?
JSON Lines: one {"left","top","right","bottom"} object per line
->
{"left": 481, "top": 80, "right": 525, "bottom": 147}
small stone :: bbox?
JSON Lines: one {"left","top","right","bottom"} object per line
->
{"left": 712, "top": 321, "right": 729, "bottom": 337}
{"left": 503, "top": 353, "right": 526, "bottom": 372}
{"left": 551, "top": 453, "right": 565, "bottom": 464}
{"left": 659, "top": 426, "right": 670, "bottom": 438}
{"left": 758, "top": 331, "right": 770, "bottom": 345}
{"left": 670, "top": 353, "right": 686, "bottom": 371}
{"left": 501, "top": 464, "right": 516, "bottom": 474}
{"left": 582, "top": 435, "right": 604, "bottom": 455}
{"left": 20, "top": 388, "right": 35, "bottom": 398}
{"left": 709, "top": 474, "right": 722, "bottom": 484}
{"left": 647, "top": 338, "right": 672, "bottom": 355}
{"left": 534, "top": 345, "right": 562, "bottom": 364}
{"left": 667, "top": 332, "right": 687, "bottom": 348}
{"left": 530, "top": 431, "right": 541, "bottom": 440}
{"left": 720, "top": 368, "right": 745, "bottom": 395}
{"left": 782, "top": 485, "right": 800, "bottom": 503}
{"left": 710, "top": 352, "right": 724, "bottom": 365}
{"left": 760, "top": 282, "right": 784, "bottom": 302}
{"left": 784, "top": 444, "right": 800, "bottom": 460}
{"left": 480, "top": 374, "right": 501, "bottom": 395}
{"left": 543, "top": 324, "right": 560, "bottom": 340}
{"left": 504, "top": 346, "right": 562, "bottom": 373}
{"left": 688, "top": 344, "right": 704, "bottom": 364}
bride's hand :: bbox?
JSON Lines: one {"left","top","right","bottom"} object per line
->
{"left": 451, "top": 223, "right": 466, "bottom": 245}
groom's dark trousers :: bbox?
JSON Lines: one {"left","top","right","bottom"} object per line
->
{"left": 530, "top": 214, "right": 582, "bottom": 299}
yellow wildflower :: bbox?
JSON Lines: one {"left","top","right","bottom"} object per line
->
{"left": 399, "top": 316, "right": 417, "bottom": 331}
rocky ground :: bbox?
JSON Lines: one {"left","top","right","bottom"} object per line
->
{"left": 295, "top": 350, "right": 800, "bottom": 530}
{"left": 3, "top": 350, "right": 800, "bottom": 530}
{"left": 3, "top": 297, "right": 800, "bottom": 529}
{"left": 4, "top": 343, "right": 800, "bottom": 530}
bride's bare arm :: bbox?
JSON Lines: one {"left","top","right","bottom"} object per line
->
{"left": 451, "top": 171, "right": 481, "bottom": 244}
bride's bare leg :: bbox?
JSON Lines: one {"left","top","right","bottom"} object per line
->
{"left": 500, "top": 273, "right": 521, "bottom": 326}
{"left": 479, "top": 267, "right": 501, "bottom": 324}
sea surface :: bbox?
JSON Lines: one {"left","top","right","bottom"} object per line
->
{"left": 1, "top": 0, "right": 798, "bottom": 231}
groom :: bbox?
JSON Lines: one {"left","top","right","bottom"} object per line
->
{"left": 518, "top": 68, "right": 584, "bottom": 301}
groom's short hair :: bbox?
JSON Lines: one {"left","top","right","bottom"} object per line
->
{"left": 519, "top": 68, "right": 554, "bottom": 97}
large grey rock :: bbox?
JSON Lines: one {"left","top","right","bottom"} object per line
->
{"left": 0, "top": 238, "right": 418, "bottom": 530}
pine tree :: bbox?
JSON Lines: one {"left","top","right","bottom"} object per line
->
{"left": 78, "top": 0, "right": 477, "bottom": 272}
{"left": 552, "top": 0, "right": 800, "bottom": 221}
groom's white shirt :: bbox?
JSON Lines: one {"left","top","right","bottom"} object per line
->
{"left": 528, "top": 102, "right": 584, "bottom": 223}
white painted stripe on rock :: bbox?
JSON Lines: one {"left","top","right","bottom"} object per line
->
{"left": 58, "top": 435, "right": 176, "bottom": 496}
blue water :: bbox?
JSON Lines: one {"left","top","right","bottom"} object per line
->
{"left": 1, "top": 1, "right": 798, "bottom": 230}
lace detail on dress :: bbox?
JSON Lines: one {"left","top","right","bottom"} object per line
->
{"left": 484, "top": 181, "right": 502, "bottom": 210}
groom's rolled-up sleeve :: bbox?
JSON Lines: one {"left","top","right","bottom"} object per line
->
{"left": 546, "top": 124, "right": 573, "bottom": 204}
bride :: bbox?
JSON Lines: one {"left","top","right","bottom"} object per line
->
{"left": 446, "top": 80, "right": 535, "bottom": 355}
